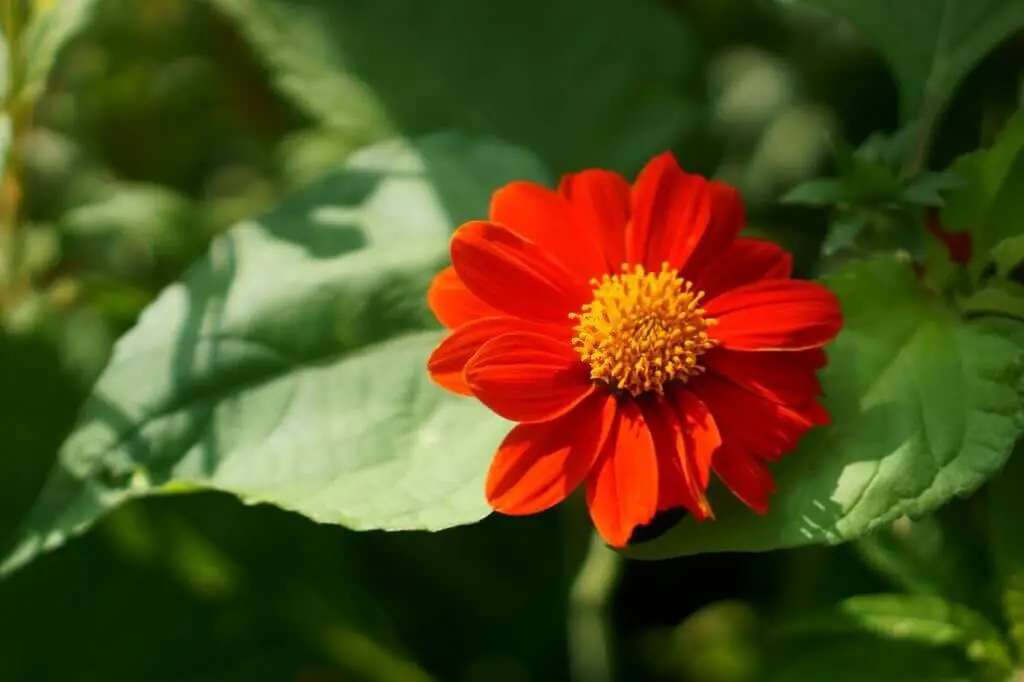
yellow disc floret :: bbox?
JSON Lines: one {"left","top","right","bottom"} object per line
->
{"left": 571, "top": 263, "right": 717, "bottom": 396}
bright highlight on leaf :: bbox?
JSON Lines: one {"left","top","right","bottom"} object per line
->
{"left": 427, "top": 152, "right": 843, "bottom": 547}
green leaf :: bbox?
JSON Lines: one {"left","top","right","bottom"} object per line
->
{"left": 211, "top": 0, "right": 699, "bottom": 171}
{"left": 21, "top": 0, "right": 100, "bottom": 103}
{"left": 832, "top": 137, "right": 903, "bottom": 206}
{"left": 779, "top": 178, "right": 848, "bottom": 206}
{"left": 0, "top": 132, "right": 549, "bottom": 579}
{"left": 770, "top": 594, "right": 1013, "bottom": 682}
{"left": 942, "top": 111, "right": 1024, "bottom": 280}
{"left": 629, "top": 257, "right": 1024, "bottom": 558}
{"left": 988, "top": 443, "right": 1024, "bottom": 660}
{"left": 959, "top": 278, "right": 1024, "bottom": 321}
{"left": 809, "top": 0, "right": 1024, "bottom": 121}
{"left": 903, "top": 171, "right": 968, "bottom": 207}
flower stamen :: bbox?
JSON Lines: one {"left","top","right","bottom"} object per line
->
{"left": 571, "top": 263, "right": 717, "bottom": 396}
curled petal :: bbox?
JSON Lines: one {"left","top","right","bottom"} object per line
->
{"left": 486, "top": 391, "right": 617, "bottom": 515}
{"left": 490, "top": 181, "right": 607, "bottom": 280}
{"left": 627, "top": 152, "right": 713, "bottom": 272}
{"left": 696, "top": 238, "right": 792, "bottom": 301}
{"left": 712, "top": 443, "right": 776, "bottom": 514}
{"left": 640, "top": 394, "right": 714, "bottom": 519}
{"left": 465, "top": 331, "right": 593, "bottom": 423}
{"left": 585, "top": 400, "right": 660, "bottom": 548}
{"left": 705, "top": 279, "right": 842, "bottom": 351}
{"left": 427, "top": 317, "right": 564, "bottom": 395}
{"left": 450, "top": 221, "right": 591, "bottom": 325}
{"left": 557, "top": 169, "right": 630, "bottom": 269}
{"left": 427, "top": 267, "right": 503, "bottom": 328}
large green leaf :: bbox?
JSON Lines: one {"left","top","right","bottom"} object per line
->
{"left": 0, "top": 133, "right": 549, "bottom": 578}
{"left": 808, "top": 0, "right": 1024, "bottom": 121}
{"left": 941, "top": 110, "right": 1024, "bottom": 280}
{"left": 21, "top": 0, "right": 100, "bottom": 102}
{"left": 211, "top": 0, "right": 699, "bottom": 172}
{"left": 630, "top": 257, "right": 1024, "bottom": 558}
{"left": 988, "top": 443, "right": 1024, "bottom": 660}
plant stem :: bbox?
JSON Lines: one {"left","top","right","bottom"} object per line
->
{"left": 569, "top": 531, "right": 622, "bottom": 682}
{"left": 0, "top": 0, "right": 24, "bottom": 307}
{"left": 900, "top": 91, "right": 936, "bottom": 181}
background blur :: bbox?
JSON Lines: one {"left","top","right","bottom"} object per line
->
{"left": 0, "top": 1, "right": 1021, "bottom": 681}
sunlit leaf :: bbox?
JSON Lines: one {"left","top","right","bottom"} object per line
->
{"left": 0, "top": 133, "right": 550, "bottom": 578}
{"left": 630, "top": 257, "right": 1024, "bottom": 558}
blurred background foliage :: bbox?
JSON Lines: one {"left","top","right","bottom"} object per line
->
{"left": 0, "top": 0, "right": 1021, "bottom": 680}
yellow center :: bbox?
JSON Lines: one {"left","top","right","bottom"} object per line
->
{"left": 571, "top": 263, "right": 717, "bottom": 396}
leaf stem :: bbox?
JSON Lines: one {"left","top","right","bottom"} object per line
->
{"left": 569, "top": 530, "right": 622, "bottom": 682}
{"left": 900, "top": 91, "right": 937, "bottom": 181}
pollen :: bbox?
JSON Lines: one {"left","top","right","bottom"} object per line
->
{"left": 571, "top": 263, "right": 718, "bottom": 396}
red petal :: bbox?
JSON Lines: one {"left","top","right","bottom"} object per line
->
{"left": 450, "top": 221, "right": 591, "bottom": 325}
{"left": 696, "top": 238, "right": 792, "bottom": 300}
{"left": 486, "top": 391, "right": 616, "bottom": 515}
{"left": 490, "top": 180, "right": 608, "bottom": 280}
{"left": 640, "top": 394, "right": 713, "bottom": 519}
{"left": 557, "top": 170, "right": 630, "bottom": 270}
{"left": 692, "top": 372, "right": 822, "bottom": 463}
{"left": 705, "top": 279, "right": 842, "bottom": 351}
{"left": 427, "top": 267, "right": 503, "bottom": 328}
{"left": 585, "top": 400, "right": 659, "bottom": 548}
{"left": 681, "top": 180, "right": 747, "bottom": 282}
{"left": 925, "top": 208, "right": 973, "bottom": 265}
{"left": 627, "top": 152, "right": 713, "bottom": 272}
{"left": 670, "top": 388, "right": 721, "bottom": 490}
{"left": 428, "top": 317, "right": 564, "bottom": 395}
{"left": 712, "top": 443, "right": 776, "bottom": 514}
{"left": 704, "top": 348, "right": 826, "bottom": 405}
{"left": 465, "top": 331, "right": 593, "bottom": 423}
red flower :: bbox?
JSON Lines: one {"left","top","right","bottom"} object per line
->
{"left": 426, "top": 152, "right": 842, "bottom": 547}
{"left": 924, "top": 208, "right": 972, "bottom": 265}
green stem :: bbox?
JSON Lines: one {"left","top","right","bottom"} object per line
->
{"left": 0, "top": 0, "right": 24, "bottom": 304}
{"left": 569, "top": 531, "right": 622, "bottom": 682}
{"left": 900, "top": 91, "right": 937, "bottom": 181}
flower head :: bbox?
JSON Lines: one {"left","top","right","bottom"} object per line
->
{"left": 427, "top": 152, "right": 842, "bottom": 547}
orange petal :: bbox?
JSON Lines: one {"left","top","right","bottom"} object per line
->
{"left": 712, "top": 443, "right": 776, "bottom": 514}
{"left": 585, "top": 400, "right": 659, "bottom": 548}
{"left": 696, "top": 238, "right": 792, "bottom": 300}
{"left": 557, "top": 169, "right": 630, "bottom": 270}
{"left": 490, "top": 181, "right": 608, "bottom": 281}
{"left": 427, "top": 317, "right": 562, "bottom": 395}
{"left": 705, "top": 279, "right": 842, "bottom": 351}
{"left": 486, "top": 391, "right": 617, "bottom": 515}
{"left": 680, "top": 180, "right": 747, "bottom": 282}
{"left": 692, "top": 371, "right": 823, "bottom": 463}
{"left": 704, "top": 348, "right": 826, "bottom": 405}
{"left": 450, "top": 221, "right": 591, "bottom": 325}
{"left": 626, "top": 152, "right": 713, "bottom": 272}
{"left": 427, "top": 267, "right": 503, "bottom": 328}
{"left": 640, "top": 394, "right": 713, "bottom": 519}
{"left": 465, "top": 331, "right": 593, "bottom": 423}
